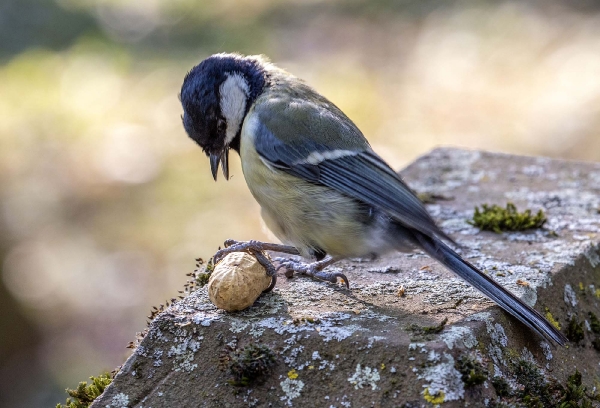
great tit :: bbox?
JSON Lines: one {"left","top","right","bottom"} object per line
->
{"left": 179, "top": 53, "right": 567, "bottom": 346}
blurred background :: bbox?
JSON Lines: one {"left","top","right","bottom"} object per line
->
{"left": 1, "top": 0, "right": 599, "bottom": 406}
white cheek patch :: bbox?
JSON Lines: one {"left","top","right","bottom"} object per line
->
{"left": 219, "top": 73, "right": 250, "bottom": 145}
{"left": 297, "top": 149, "right": 358, "bottom": 165}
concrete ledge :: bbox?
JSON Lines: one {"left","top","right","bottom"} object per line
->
{"left": 92, "top": 148, "right": 600, "bottom": 407}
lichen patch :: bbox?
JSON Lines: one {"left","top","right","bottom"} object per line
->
{"left": 564, "top": 283, "right": 578, "bottom": 307}
{"left": 419, "top": 353, "right": 464, "bottom": 402}
{"left": 280, "top": 378, "right": 304, "bottom": 406}
{"left": 347, "top": 364, "right": 380, "bottom": 390}
{"left": 440, "top": 326, "right": 477, "bottom": 349}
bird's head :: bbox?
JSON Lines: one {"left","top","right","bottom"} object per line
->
{"left": 180, "top": 53, "right": 268, "bottom": 180}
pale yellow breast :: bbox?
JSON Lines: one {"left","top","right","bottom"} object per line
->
{"left": 239, "top": 111, "right": 376, "bottom": 258}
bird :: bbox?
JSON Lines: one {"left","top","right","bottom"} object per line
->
{"left": 179, "top": 52, "right": 567, "bottom": 346}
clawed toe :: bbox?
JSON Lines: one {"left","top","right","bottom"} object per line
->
{"left": 275, "top": 257, "right": 350, "bottom": 288}
{"left": 313, "top": 271, "right": 349, "bottom": 288}
{"left": 263, "top": 275, "right": 277, "bottom": 293}
{"left": 213, "top": 239, "right": 249, "bottom": 263}
{"left": 250, "top": 248, "right": 278, "bottom": 282}
{"left": 275, "top": 258, "right": 309, "bottom": 274}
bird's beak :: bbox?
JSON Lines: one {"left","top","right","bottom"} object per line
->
{"left": 221, "top": 148, "right": 229, "bottom": 180}
{"left": 210, "top": 149, "right": 230, "bottom": 181}
{"left": 210, "top": 153, "right": 220, "bottom": 181}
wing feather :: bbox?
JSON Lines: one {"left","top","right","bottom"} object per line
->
{"left": 252, "top": 115, "right": 453, "bottom": 242}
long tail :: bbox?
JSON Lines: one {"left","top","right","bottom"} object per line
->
{"left": 408, "top": 230, "right": 567, "bottom": 346}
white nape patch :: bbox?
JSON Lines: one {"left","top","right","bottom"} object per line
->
{"left": 219, "top": 73, "right": 249, "bottom": 145}
{"left": 297, "top": 149, "right": 358, "bottom": 165}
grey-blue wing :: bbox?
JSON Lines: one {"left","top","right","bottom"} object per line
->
{"left": 253, "top": 117, "right": 453, "bottom": 242}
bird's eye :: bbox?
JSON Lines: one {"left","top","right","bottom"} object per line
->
{"left": 217, "top": 119, "right": 227, "bottom": 133}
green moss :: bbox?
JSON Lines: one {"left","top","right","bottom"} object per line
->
{"left": 195, "top": 258, "right": 214, "bottom": 287}
{"left": 219, "top": 343, "right": 277, "bottom": 386}
{"left": 292, "top": 316, "right": 320, "bottom": 325}
{"left": 504, "top": 347, "right": 520, "bottom": 361}
{"left": 590, "top": 313, "right": 600, "bottom": 352}
{"left": 558, "top": 370, "right": 589, "bottom": 408}
{"left": 545, "top": 308, "right": 561, "bottom": 330}
{"left": 423, "top": 388, "right": 445, "bottom": 404}
{"left": 491, "top": 377, "right": 511, "bottom": 398}
{"left": 56, "top": 373, "right": 112, "bottom": 408}
{"left": 565, "top": 317, "right": 584, "bottom": 344}
{"left": 196, "top": 272, "right": 211, "bottom": 287}
{"left": 514, "top": 360, "right": 561, "bottom": 408}
{"left": 468, "top": 202, "right": 546, "bottom": 233}
{"left": 407, "top": 318, "right": 448, "bottom": 341}
{"left": 131, "top": 361, "right": 142, "bottom": 379}
{"left": 455, "top": 354, "right": 487, "bottom": 387}
{"left": 422, "top": 317, "right": 448, "bottom": 334}
{"left": 493, "top": 362, "right": 599, "bottom": 407}
{"left": 588, "top": 312, "right": 600, "bottom": 334}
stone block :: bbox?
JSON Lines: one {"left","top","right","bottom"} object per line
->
{"left": 92, "top": 148, "right": 600, "bottom": 407}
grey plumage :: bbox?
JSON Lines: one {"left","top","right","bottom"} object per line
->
{"left": 180, "top": 53, "right": 567, "bottom": 346}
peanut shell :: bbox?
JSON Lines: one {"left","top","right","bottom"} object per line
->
{"left": 208, "top": 252, "right": 272, "bottom": 311}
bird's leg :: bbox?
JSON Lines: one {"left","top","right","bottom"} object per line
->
{"left": 213, "top": 239, "right": 300, "bottom": 263}
{"left": 275, "top": 256, "right": 349, "bottom": 289}
{"left": 213, "top": 239, "right": 301, "bottom": 293}
{"left": 250, "top": 249, "right": 277, "bottom": 293}
{"left": 213, "top": 239, "right": 349, "bottom": 288}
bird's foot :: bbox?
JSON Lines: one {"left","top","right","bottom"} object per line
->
{"left": 214, "top": 239, "right": 301, "bottom": 264}
{"left": 275, "top": 256, "right": 349, "bottom": 289}
{"left": 213, "top": 239, "right": 301, "bottom": 292}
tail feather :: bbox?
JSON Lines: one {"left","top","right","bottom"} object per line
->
{"left": 410, "top": 230, "right": 567, "bottom": 346}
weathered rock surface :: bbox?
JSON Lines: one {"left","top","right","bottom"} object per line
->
{"left": 92, "top": 148, "right": 600, "bottom": 408}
